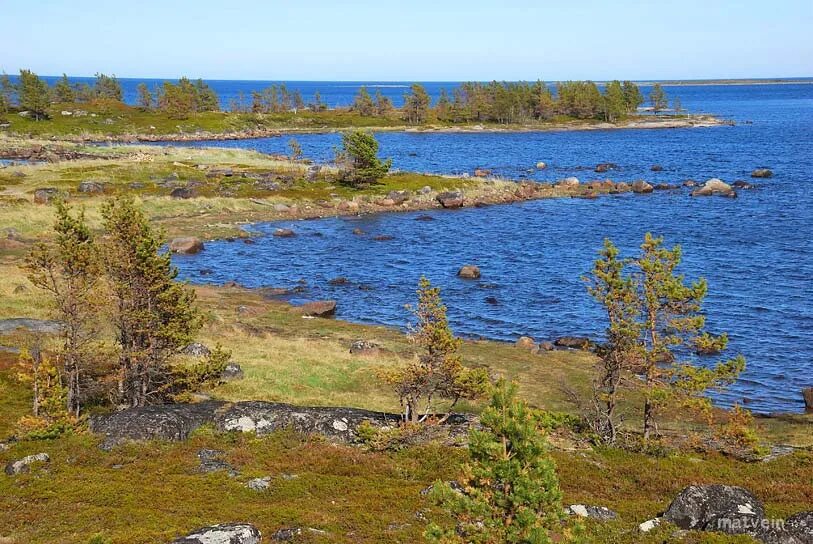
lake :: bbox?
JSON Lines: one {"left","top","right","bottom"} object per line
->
{"left": 166, "top": 83, "right": 813, "bottom": 414}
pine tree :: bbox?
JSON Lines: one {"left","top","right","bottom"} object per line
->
{"left": 602, "top": 80, "right": 627, "bottom": 122}
{"left": 339, "top": 130, "right": 392, "bottom": 186}
{"left": 24, "top": 201, "right": 101, "bottom": 416}
{"left": 621, "top": 81, "right": 643, "bottom": 113}
{"left": 0, "top": 72, "right": 14, "bottom": 113}
{"left": 373, "top": 89, "right": 393, "bottom": 116}
{"left": 193, "top": 79, "right": 220, "bottom": 111}
{"left": 136, "top": 83, "right": 153, "bottom": 110}
{"left": 101, "top": 197, "right": 202, "bottom": 407}
{"left": 403, "top": 83, "right": 431, "bottom": 124}
{"left": 288, "top": 137, "right": 302, "bottom": 160}
{"left": 649, "top": 83, "right": 668, "bottom": 114}
{"left": 18, "top": 69, "right": 50, "bottom": 120}
{"left": 435, "top": 89, "right": 452, "bottom": 122}
{"left": 426, "top": 379, "right": 571, "bottom": 544}
{"left": 382, "top": 277, "right": 489, "bottom": 422}
{"left": 351, "top": 86, "right": 375, "bottom": 116}
{"left": 53, "top": 74, "right": 76, "bottom": 103}
{"left": 93, "top": 73, "right": 123, "bottom": 101}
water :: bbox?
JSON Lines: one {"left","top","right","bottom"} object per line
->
{"left": 166, "top": 83, "right": 813, "bottom": 414}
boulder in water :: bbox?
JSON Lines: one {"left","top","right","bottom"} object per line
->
{"left": 298, "top": 300, "right": 337, "bottom": 318}
{"left": 692, "top": 178, "right": 737, "bottom": 197}
{"left": 556, "top": 177, "right": 580, "bottom": 188}
{"left": 436, "top": 191, "right": 464, "bottom": 208}
{"left": 751, "top": 168, "right": 773, "bottom": 178}
{"left": 631, "top": 180, "right": 654, "bottom": 194}
{"left": 273, "top": 228, "right": 296, "bottom": 238}
{"left": 169, "top": 237, "right": 204, "bottom": 254}
{"left": 457, "top": 265, "right": 481, "bottom": 279}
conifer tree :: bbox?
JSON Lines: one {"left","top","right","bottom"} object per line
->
{"left": 339, "top": 130, "right": 392, "bottom": 186}
{"left": 602, "top": 80, "right": 627, "bottom": 122}
{"left": 136, "top": 83, "right": 153, "bottom": 110}
{"left": 649, "top": 83, "right": 668, "bottom": 114}
{"left": 93, "top": 73, "right": 123, "bottom": 101}
{"left": 351, "top": 86, "right": 375, "bottom": 116}
{"left": 373, "top": 89, "right": 393, "bottom": 116}
{"left": 382, "top": 277, "right": 489, "bottom": 422}
{"left": 101, "top": 197, "right": 202, "bottom": 407}
{"left": 24, "top": 201, "right": 101, "bottom": 416}
{"left": 53, "top": 74, "right": 76, "bottom": 103}
{"left": 621, "top": 80, "right": 643, "bottom": 113}
{"left": 426, "top": 379, "right": 571, "bottom": 544}
{"left": 403, "top": 83, "right": 431, "bottom": 124}
{"left": 18, "top": 69, "right": 50, "bottom": 120}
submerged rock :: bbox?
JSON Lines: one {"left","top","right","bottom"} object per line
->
{"left": 751, "top": 168, "right": 773, "bottom": 178}
{"left": 273, "top": 228, "right": 296, "bottom": 238}
{"left": 594, "top": 163, "right": 616, "bottom": 173}
{"left": 170, "top": 523, "right": 261, "bottom": 544}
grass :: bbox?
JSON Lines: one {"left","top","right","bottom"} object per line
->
{"left": 0, "top": 139, "right": 810, "bottom": 544}
{"left": 0, "top": 101, "right": 712, "bottom": 140}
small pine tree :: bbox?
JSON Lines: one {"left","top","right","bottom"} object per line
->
{"left": 621, "top": 81, "right": 643, "bottom": 113}
{"left": 14, "top": 348, "right": 74, "bottom": 436}
{"left": 373, "top": 89, "right": 393, "bottom": 116}
{"left": 382, "top": 277, "right": 489, "bottom": 422}
{"left": 649, "top": 83, "right": 668, "bottom": 114}
{"left": 426, "top": 379, "right": 572, "bottom": 544}
{"left": 339, "top": 130, "right": 392, "bottom": 186}
{"left": 93, "top": 73, "right": 123, "bottom": 101}
{"left": 24, "top": 201, "right": 101, "bottom": 416}
{"left": 403, "top": 83, "right": 431, "bottom": 124}
{"left": 288, "top": 138, "right": 302, "bottom": 160}
{"left": 101, "top": 196, "right": 202, "bottom": 407}
{"left": 136, "top": 83, "right": 153, "bottom": 110}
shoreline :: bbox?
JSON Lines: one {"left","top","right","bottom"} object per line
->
{"left": 2, "top": 114, "right": 732, "bottom": 145}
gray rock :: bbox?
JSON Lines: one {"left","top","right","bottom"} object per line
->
{"left": 566, "top": 504, "right": 618, "bottom": 521}
{"left": 171, "top": 523, "right": 261, "bottom": 544}
{"left": 183, "top": 342, "right": 211, "bottom": 357}
{"left": 33, "top": 188, "right": 62, "bottom": 204}
{"left": 5, "top": 452, "right": 50, "bottom": 475}
{"left": 78, "top": 180, "right": 105, "bottom": 194}
{"left": 246, "top": 476, "right": 271, "bottom": 491}
{"left": 273, "top": 228, "right": 296, "bottom": 238}
{"left": 554, "top": 336, "right": 594, "bottom": 350}
{"left": 387, "top": 190, "right": 410, "bottom": 204}
{"left": 663, "top": 485, "right": 764, "bottom": 534}
{"left": 0, "top": 318, "right": 63, "bottom": 336}
{"left": 271, "top": 527, "right": 302, "bottom": 541}
{"left": 349, "top": 340, "right": 380, "bottom": 355}
{"left": 556, "top": 177, "right": 580, "bottom": 188}
{"left": 170, "top": 187, "right": 197, "bottom": 199}
{"left": 198, "top": 449, "right": 238, "bottom": 476}
{"left": 221, "top": 363, "right": 244, "bottom": 381}
{"left": 785, "top": 511, "right": 813, "bottom": 542}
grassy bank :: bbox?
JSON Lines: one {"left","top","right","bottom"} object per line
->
{"left": 0, "top": 101, "right": 726, "bottom": 141}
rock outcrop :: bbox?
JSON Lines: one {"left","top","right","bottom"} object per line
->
{"left": 0, "top": 318, "right": 63, "bottom": 336}
{"left": 297, "top": 300, "right": 337, "bottom": 317}
{"left": 436, "top": 191, "right": 464, "bottom": 208}
{"left": 90, "top": 401, "right": 473, "bottom": 448}
{"left": 566, "top": 504, "right": 618, "bottom": 521}
{"left": 170, "top": 523, "right": 261, "bottom": 544}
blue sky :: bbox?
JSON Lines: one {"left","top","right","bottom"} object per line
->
{"left": 2, "top": 0, "right": 812, "bottom": 81}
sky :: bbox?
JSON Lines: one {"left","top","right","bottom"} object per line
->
{"left": 2, "top": 0, "right": 812, "bottom": 81}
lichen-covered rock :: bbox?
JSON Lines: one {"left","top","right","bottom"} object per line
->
{"left": 197, "top": 449, "right": 238, "bottom": 476}
{"left": 663, "top": 485, "right": 764, "bottom": 534}
{"left": 0, "top": 318, "right": 63, "bottom": 336}
{"left": 566, "top": 504, "right": 618, "bottom": 521}
{"left": 270, "top": 527, "right": 302, "bottom": 542}
{"left": 170, "top": 187, "right": 197, "bottom": 199}
{"left": 183, "top": 342, "right": 211, "bottom": 357}
{"left": 221, "top": 363, "right": 244, "bottom": 381}
{"left": 785, "top": 511, "right": 813, "bottom": 542}
{"left": 90, "top": 401, "right": 226, "bottom": 449}
{"left": 33, "top": 188, "right": 62, "bottom": 204}
{"left": 78, "top": 180, "right": 105, "bottom": 194}
{"left": 246, "top": 476, "right": 271, "bottom": 491}
{"left": 4, "top": 453, "right": 50, "bottom": 475}
{"left": 349, "top": 340, "right": 380, "bottom": 356}
{"left": 170, "top": 523, "right": 261, "bottom": 544}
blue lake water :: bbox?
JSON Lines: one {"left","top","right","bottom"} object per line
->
{"left": 166, "top": 83, "right": 813, "bottom": 414}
